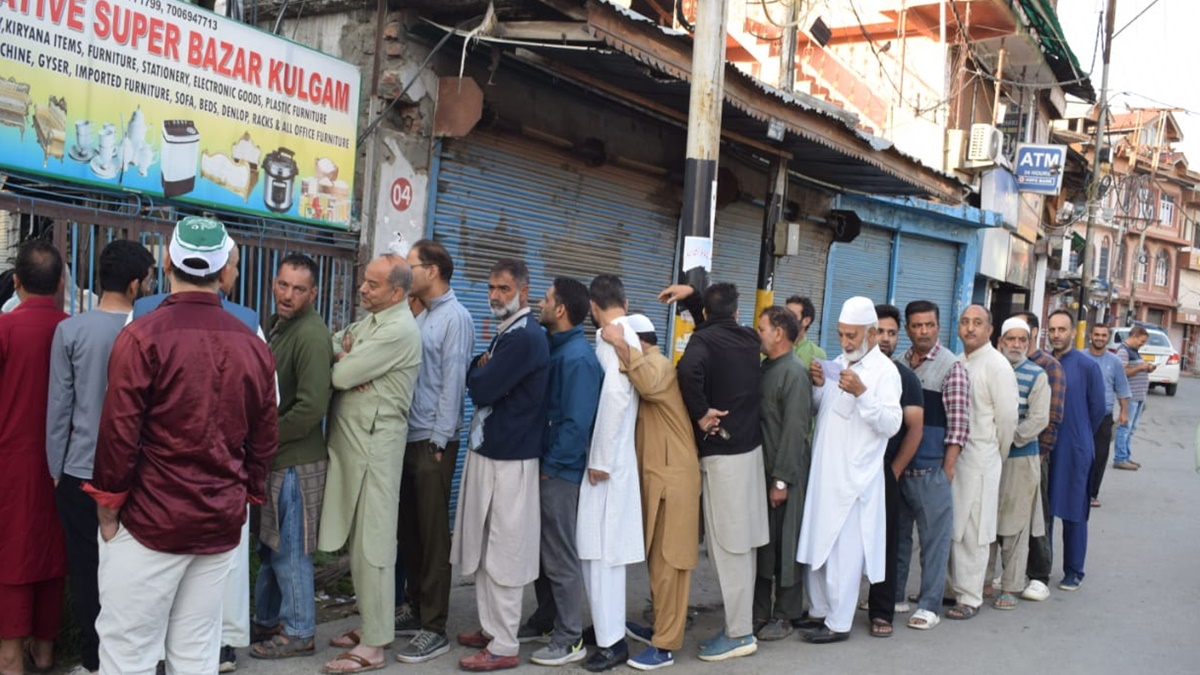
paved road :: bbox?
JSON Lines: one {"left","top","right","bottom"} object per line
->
{"left": 218, "top": 377, "right": 1200, "bottom": 674}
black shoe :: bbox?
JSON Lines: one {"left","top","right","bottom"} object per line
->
{"left": 792, "top": 616, "right": 825, "bottom": 631}
{"left": 218, "top": 645, "right": 237, "bottom": 672}
{"left": 583, "top": 639, "right": 628, "bottom": 672}
{"left": 800, "top": 626, "right": 849, "bottom": 644}
{"left": 581, "top": 625, "right": 597, "bottom": 646}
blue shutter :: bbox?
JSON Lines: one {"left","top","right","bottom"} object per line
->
{"left": 893, "top": 234, "right": 960, "bottom": 354}
{"left": 712, "top": 202, "right": 765, "bottom": 325}
{"left": 430, "top": 132, "right": 679, "bottom": 520}
{"left": 821, "top": 227, "right": 892, "bottom": 356}
{"left": 774, "top": 219, "right": 834, "bottom": 341}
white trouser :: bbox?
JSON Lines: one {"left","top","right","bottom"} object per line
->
{"left": 97, "top": 526, "right": 236, "bottom": 675}
{"left": 806, "top": 501, "right": 865, "bottom": 634}
{"left": 582, "top": 560, "right": 627, "bottom": 648}
{"left": 221, "top": 512, "right": 251, "bottom": 647}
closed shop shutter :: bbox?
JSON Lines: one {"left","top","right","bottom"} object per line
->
{"left": 893, "top": 234, "right": 960, "bottom": 354}
{"left": 821, "top": 226, "right": 893, "bottom": 356}
{"left": 430, "top": 131, "right": 679, "bottom": 517}
{"left": 712, "top": 201, "right": 765, "bottom": 324}
{"left": 775, "top": 218, "right": 834, "bottom": 340}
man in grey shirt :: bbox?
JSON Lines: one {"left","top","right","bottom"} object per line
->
{"left": 395, "top": 239, "right": 475, "bottom": 664}
{"left": 1086, "top": 324, "right": 1130, "bottom": 505}
{"left": 46, "top": 239, "right": 155, "bottom": 674}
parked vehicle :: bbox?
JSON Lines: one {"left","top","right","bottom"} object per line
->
{"left": 1109, "top": 326, "right": 1180, "bottom": 396}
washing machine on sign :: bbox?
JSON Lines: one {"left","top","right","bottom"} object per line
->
{"left": 161, "top": 120, "right": 199, "bottom": 197}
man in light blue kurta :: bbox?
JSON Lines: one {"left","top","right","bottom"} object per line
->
{"left": 318, "top": 255, "right": 422, "bottom": 673}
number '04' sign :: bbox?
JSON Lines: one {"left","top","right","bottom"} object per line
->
{"left": 390, "top": 178, "right": 414, "bottom": 211}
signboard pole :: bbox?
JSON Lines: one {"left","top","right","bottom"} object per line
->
{"left": 1079, "top": 0, "right": 1116, "bottom": 346}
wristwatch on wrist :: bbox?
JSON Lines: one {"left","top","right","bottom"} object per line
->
{"left": 773, "top": 479, "right": 787, "bottom": 491}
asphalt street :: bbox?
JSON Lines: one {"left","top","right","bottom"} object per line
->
{"left": 149, "top": 377, "right": 1200, "bottom": 675}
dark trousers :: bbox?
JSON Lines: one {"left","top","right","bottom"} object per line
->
{"left": 55, "top": 475, "right": 101, "bottom": 671}
{"left": 1090, "top": 415, "right": 1114, "bottom": 500}
{"left": 528, "top": 476, "right": 584, "bottom": 645}
{"left": 752, "top": 496, "right": 805, "bottom": 623}
{"left": 1026, "top": 455, "right": 1054, "bottom": 584}
{"left": 866, "top": 463, "right": 899, "bottom": 623}
{"left": 397, "top": 440, "right": 458, "bottom": 633}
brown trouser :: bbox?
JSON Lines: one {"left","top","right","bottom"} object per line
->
{"left": 647, "top": 499, "right": 691, "bottom": 651}
{"left": 398, "top": 439, "right": 458, "bottom": 634}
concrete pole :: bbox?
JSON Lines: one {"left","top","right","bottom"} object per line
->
{"left": 671, "top": 0, "right": 729, "bottom": 360}
{"left": 1078, "top": 0, "right": 1116, "bottom": 346}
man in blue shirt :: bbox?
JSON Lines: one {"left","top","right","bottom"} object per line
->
{"left": 1085, "top": 325, "right": 1130, "bottom": 507}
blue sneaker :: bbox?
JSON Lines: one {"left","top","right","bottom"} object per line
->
{"left": 1058, "top": 575, "right": 1083, "bottom": 591}
{"left": 697, "top": 634, "right": 756, "bottom": 662}
{"left": 625, "top": 622, "right": 654, "bottom": 646}
{"left": 697, "top": 628, "right": 724, "bottom": 652}
{"left": 627, "top": 646, "right": 673, "bottom": 671}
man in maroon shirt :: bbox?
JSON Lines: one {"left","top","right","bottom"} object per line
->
{"left": 86, "top": 217, "right": 278, "bottom": 675}
{"left": 0, "top": 241, "right": 68, "bottom": 674}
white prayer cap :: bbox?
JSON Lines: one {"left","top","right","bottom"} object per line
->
{"left": 839, "top": 296, "right": 877, "bottom": 326}
{"left": 1001, "top": 317, "right": 1030, "bottom": 337}
{"left": 626, "top": 314, "right": 655, "bottom": 334}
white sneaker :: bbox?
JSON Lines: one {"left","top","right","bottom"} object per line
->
{"left": 1021, "top": 580, "right": 1050, "bottom": 601}
{"left": 66, "top": 667, "right": 96, "bottom": 675}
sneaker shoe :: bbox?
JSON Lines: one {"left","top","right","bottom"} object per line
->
{"left": 697, "top": 628, "right": 724, "bottom": 651}
{"left": 625, "top": 622, "right": 654, "bottom": 646}
{"left": 394, "top": 602, "right": 421, "bottom": 637}
{"left": 457, "top": 630, "right": 492, "bottom": 649}
{"left": 1129, "top": 460, "right": 1142, "bottom": 468}
{"left": 530, "top": 639, "right": 587, "bottom": 666}
{"left": 396, "top": 630, "right": 450, "bottom": 664}
{"left": 1058, "top": 575, "right": 1083, "bottom": 592}
{"left": 218, "top": 645, "right": 237, "bottom": 673}
{"left": 755, "top": 618, "right": 793, "bottom": 642}
{"left": 627, "top": 646, "right": 674, "bottom": 671}
{"left": 1113, "top": 461, "right": 1139, "bottom": 471}
{"left": 517, "top": 622, "right": 553, "bottom": 644}
{"left": 460, "top": 648, "right": 519, "bottom": 672}
{"left": 697, "top": 634, "right": 756, "bottom": 662}
{"left": 1021, "top": 580, "right": 1050, "bottom": 601}
{"left": 583, "top": 640, "right": 629, "bottom": 672}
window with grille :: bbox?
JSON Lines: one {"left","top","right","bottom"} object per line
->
{"left": 1160, "top": 194, "right": 1176, "bottom": 228}
{"left": 1137, "top": 246, "right": 1149, "bottom": 284}
{"left": 1154, "top": 249, "right": 1170, "bottom": 286}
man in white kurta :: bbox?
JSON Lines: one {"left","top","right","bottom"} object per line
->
{"left": 947, "top": 305, "right": 1018, "bottom": 619}
{"left": 577, "top": 275, "right": 645, "bottom": 670}
{"left": 797, "top": 296, "right": 902, "bottom": 643}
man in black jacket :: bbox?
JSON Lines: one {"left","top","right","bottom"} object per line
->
{"left": 659, "top": 282, "right": 768, "bottom": 663}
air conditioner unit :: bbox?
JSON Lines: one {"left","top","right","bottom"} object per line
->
{"left": 967, "top": 123, "right": 1003, "bottom": 164}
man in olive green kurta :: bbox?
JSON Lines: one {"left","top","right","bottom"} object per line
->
{"left": 753, "top": 307, "right": 813, "bottom": 640}
{"left": 318, "top": 255, "right": 422, "bottom": 672}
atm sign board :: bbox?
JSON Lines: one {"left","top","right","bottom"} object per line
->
{"left": 1014, "top": 144, "right": 1067, "bottom": 195}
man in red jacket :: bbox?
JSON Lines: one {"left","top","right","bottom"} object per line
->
{"left": 0, "top": 241, "right": 68, "bottom": 674}
{"left": 86, "top": 217, "right": 278, "bottom": 675}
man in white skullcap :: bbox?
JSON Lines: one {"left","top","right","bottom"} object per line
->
{"left": 796, "top": 296, "right": 902, "bottom": 644}
{"left": 988, "top": 317, "right": 1050, "bottom": 611}
{"left": 945, "top": 305, "right": 1018, "bottom": 621}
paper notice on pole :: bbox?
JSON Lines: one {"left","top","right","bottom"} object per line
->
{"left": 682, "top": 236, "right": 713, "bottom": 272}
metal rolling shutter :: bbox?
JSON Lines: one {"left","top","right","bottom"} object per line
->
{"left": 821, "top": 226, "right": 893, "bottom": 356}
{"left": 892, "top": 233, "right": 960, "bottom": 354}
{"left": 775, "top": 218, "right": 834, "bottom": 340}
{"left": 712, "top": 201, "right": 765, "bottom": 324}
{"left": 431, "top": 132, "right": 679, "bottom": 517}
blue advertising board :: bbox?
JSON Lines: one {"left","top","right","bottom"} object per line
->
{"left": 1014, "top": 144, "right": 1067, "bottom": 195}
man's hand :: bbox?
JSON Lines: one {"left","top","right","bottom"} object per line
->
{"left": 810, "top": 359, "right": 825, "bottom": 387}
{"left": 891, "top": 462, "right": 904, "bottom": 481}
{"left": 353, "top": 382, "right": 372, "bottom": 394}
{"left": 53, "top": 478, "right": 59, "bottom": 488}
{"left": 1146, "top": 363, "right": 1157, "bottom": 372}
{"left": 698, "top": 408, "right": 728, "bottom": 435}
{"left": 599, "top": 323, "right": 624, "bottom": 346}
{"left": 1118, "top": 409, "right": 1128, "bottom": 426}
{"left": 657, "top": 284, "right": 695, "bottom": 304}
{"left": 98, "top": 505, "right": 119, "bottom": 543}
{"left": 341, "top": 331, "right": 355, "bottom": 355}
{"left": 768, "top": 485, "right": 788, "bottom": 509}
{"left": 942, "top": 459, "right": 956, "bottom": 483}
{"left": 587, "top": 469, "right": 610, "bottom": 485}
{"left": 838, "top": 369, "right": 866, "bottom": 397}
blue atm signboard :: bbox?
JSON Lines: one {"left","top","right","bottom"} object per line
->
{"left": 1014, "top": 144, "right": 1067, "bottom": 195}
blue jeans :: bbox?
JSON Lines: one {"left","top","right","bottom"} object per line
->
{"left": 254, "top": 468, "right": 316, "bottom": 639}
{"left": 895, "top": 468, "right": 954, "bottom": 614}
{"left": 1113, "top": 399, "right": 1144, "bottom": 464}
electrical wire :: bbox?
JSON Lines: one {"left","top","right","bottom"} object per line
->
{"left": 1112, "top": 0, "right": 1163, "bottom": 40}
{"left": 759, "top": 0, "right": 805, "bottom": 29}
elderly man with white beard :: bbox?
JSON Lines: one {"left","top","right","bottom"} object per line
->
{"left": 796, "top": 296, "right": 902, "bottom": 644}
{"left": 989, "top": 318, "right": 1050, "bottom": 611}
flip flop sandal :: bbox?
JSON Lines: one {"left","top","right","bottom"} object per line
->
{"left": 249, "top": 634, "right": 316, "bottom": 659}
{"left": 946, "top": 604, "right": 978, "bottom": 620}
{"left": 907, "top": 609, "right": 940, "bottom": 630}
{"left": 321, "top": 652, "right": 386, "bottom": 674}
{"left": 869, "top": 618, "right": 893, "bottom": 638}
{"left": 329, "top": 630, "right": 361, "bottom": 649}
{"left": 992, "top": 593, "right": 1019, "bottom": 610}
{"left": 24, "top": 643, "right": 53, "bottom": 673}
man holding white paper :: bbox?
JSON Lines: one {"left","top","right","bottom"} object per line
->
{"left": 796, "top": 296, "right": 902, "bottom": 644}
